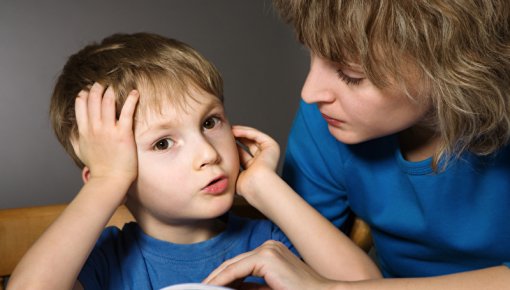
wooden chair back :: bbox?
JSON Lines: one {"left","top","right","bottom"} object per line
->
{"left": 0, "top": 204, "right": 134, "bottom": 290}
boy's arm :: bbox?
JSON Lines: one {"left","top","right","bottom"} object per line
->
{"left": 249, "top": 171, "right": 380, "bottom": 280}
{"left": 232, "top": 126, "right": 381, "bottom": 281}
{"left": 8, "top": 84, "right": 139, "bottom": 290}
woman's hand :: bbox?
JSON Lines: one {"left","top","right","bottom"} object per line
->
{"left": 204, "top": 240, "right": 334, "bottom": 290}
{"left": 232, "top": 126, "right": 280, "bottom": 198}
{"left": 73, "top": 82, "right": 139, "bottom": 183}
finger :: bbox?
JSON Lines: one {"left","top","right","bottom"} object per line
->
{"left": 75, "top": 90, "right": 89, "bottom": 133}
{"left": 236, "top": 140, "right": 255, "bottom": 166}
{"left": 101, "top": 86, "right": 117, "bottom": 127}
{"left": 205, "top": 254, "right": 265, "bottom": 287}
{"left": 118, "top": 90, "right": 139, "bottom": 130}
{"left": 232, "top": 126, "right": 277, "bottom": 150}
{"left": 232, "top": 125, "right": 267, "bottom": 140}
{"left": 204, "top": 256, "right": 248, "bottom": 283}
{"left": 236, "top": 138, "right": 255, "bottom": 156}
{"left": 204, "top": 251, "right": 256, "bottom": 284}
{"left": 88, "top": 82, "right": 106, "bottom": 124}
{"left": 235, "top": 134, "right": 262, "bottom": 155}
{"left": 237, "top": 137, "right": 263, "bottom": 160}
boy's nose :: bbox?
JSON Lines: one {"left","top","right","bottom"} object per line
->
{"left": 194, "top": 138, "right": 221, "bottom": 169}
{"left": 301, "top": 55, "right": 336, "bottom": 104}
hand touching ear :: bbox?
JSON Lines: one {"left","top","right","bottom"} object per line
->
{"left": 232, "top": 126, "right": 280, "bottom": 198}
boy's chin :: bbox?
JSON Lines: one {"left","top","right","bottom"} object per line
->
{"left": 201, "top": 196, "right": 234, "bottom": 219}
{"left": 210, "top": 198, "right": 235, "bottom": 217}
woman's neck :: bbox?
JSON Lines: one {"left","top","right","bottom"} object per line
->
{"left": 398, "top": 126, "right": 441, "bottom": 162}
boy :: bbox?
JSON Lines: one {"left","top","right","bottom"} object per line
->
{"left": 8, "top": 33, "right": 379, "bottom": 289}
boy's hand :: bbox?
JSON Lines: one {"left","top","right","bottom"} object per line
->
{"left": 232, "top": 125, "right": 280, "bottom": 198}
{"left": 73, "top": 82, "right": 139, "bottom": 183}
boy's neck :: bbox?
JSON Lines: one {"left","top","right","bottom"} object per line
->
{"left": 125, "top": 200, "right": 227, "bottom": 244}
{"left": 137, "top": 215, "right": 227, "bottom": 244}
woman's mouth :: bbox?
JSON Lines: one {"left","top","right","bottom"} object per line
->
{"left": 202, "top": 176, "right": 229, "bottom": 195}
{"left": 321, "top": 113, "right": 344, "bottom": 127}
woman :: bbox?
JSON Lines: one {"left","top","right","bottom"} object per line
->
{"left": 205, "top": 0, "right": 510, "bottom": 289}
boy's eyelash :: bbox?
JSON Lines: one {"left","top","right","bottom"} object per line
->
{"left": 336, "top": 69, "right": 364, "bottom": 86}
{"left": 203, "top": 114, "right": 223, "bottom": 129}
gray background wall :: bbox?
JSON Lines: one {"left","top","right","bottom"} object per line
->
{"left": 0, "top": 1, "right": 308, "bottom": 209}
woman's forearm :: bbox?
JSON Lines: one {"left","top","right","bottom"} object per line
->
{"left": 334, "top": 266, "right": 510, "bottom": 290}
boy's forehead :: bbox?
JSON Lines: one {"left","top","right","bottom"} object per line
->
{"left": 135, "top": 81, "right": 220, "bottom": 110}
{"left": 135, "top": 86, "right": 222, "bottom": 115}
{"left": 133, "top": 89, "right": 223, "bottom": 131}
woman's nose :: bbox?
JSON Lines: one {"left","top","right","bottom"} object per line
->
{"left": 301, "top": 55, "right": 337, "bottom": 104}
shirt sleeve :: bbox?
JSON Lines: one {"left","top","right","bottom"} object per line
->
{"left": 78, "top": 227, "right": 119, "bottom": 290}
{"left": 282, "top": 100, "right": 353, "bottom": 232}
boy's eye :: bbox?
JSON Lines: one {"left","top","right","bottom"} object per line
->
{"left": 203, "top": 116, "right": 221, "bottom": 130}
{"left": 336, "top": 69, "right": 364, "bottom": 86}
{"left": 154, "top": 138, "right": 174, "bottom": 151}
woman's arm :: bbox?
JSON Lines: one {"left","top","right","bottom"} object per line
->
{"left": 344, "top": 266, "right": 510, "bottom": 290}
{"left": 205, "top": 244, "right": 510, "bottom": 290}
{"left": 7, "top": 84, "right": 138, "bottom": 290}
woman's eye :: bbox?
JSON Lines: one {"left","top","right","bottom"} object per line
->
{"left": 203, "top": 116, "right": 221, "bottom": 130}
{"left": 337, "top": 69, "right": 364, "bottom": 86}
{"left": 154, "top": 138, "right": 174, "bottom": 151}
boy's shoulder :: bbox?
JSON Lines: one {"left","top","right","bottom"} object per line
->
{"left": 94, "top": 222, "right": 137, "bottom": 246}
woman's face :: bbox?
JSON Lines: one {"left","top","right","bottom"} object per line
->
{"left": 301, "top": 53, "right": 432, "bottom": 144}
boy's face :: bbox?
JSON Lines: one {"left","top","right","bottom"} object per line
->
{"left": 130, "top": 88, "right": 239, "bottom": 227}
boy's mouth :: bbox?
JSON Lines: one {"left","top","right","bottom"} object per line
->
{"left": 202, "top": 176, "right": 229, "bottom": 195}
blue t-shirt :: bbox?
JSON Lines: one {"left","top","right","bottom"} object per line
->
{"left": 283, "top": 101, "right": 510, "bottom": 278}
{"left": 79, "top": 213, "right": 294, "bottom": 289}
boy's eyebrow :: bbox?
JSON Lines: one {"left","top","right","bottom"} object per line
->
{"left": 135, "top": 97, "right": 224, "bottom": 139}
{"left": 136, "top": 121, "right": 176, "bottom": 140}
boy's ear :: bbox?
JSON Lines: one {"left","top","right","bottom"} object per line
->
{"left": 81, "top": 166, "right": 91, "bottom": 183}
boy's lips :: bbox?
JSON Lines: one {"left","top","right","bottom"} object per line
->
{"left": 321, "top": 113, "right": 344, "bottom": 127}
{"left": 202, "top": 176, "right": 229, "bottom": 195}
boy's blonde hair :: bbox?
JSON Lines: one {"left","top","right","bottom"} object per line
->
{"left": 50, "top": 33, "right": 223, "bottom": 168}
{"left": 274, "top": 0, "right": 510, "bottom": 168}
